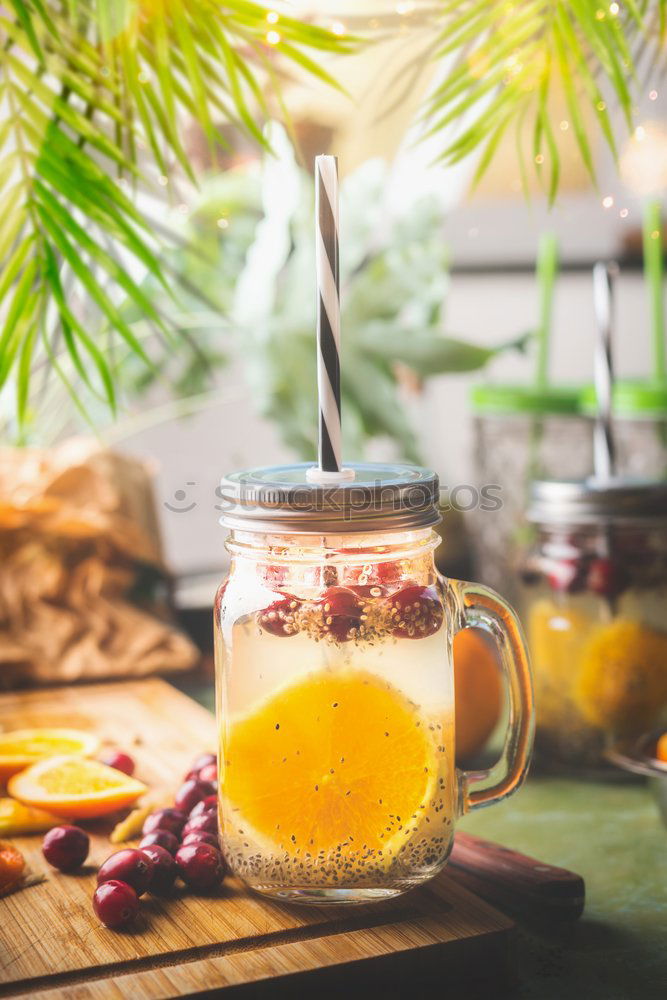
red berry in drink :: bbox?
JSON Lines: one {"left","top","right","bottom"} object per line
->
{"left": 139, "top": 830, "right": 179, "bottom": 856}
{"left": 386, "top": 585, "right": 444, "bottom": 639}
{"left": 182, "top": 811, "right": 218, "bottom": 837}
{"left": 189, "top": 795, "right": 217, "bottom": 819}
{"left": 93, "top": 880, "right": 139, "bottom": 929}
{"left": 97, "top": 848, "right": 154, "bottom": 896}
{"left": 98, "top": 750, "right": 135, "bottom": 776}
{"left": 317, "top": 587, "right": 364, "bottom": 642}
{"left": 181, "top": 830, "right": 219, "bottom": 849}
{"left": 140, "top": 845, "right": 177, "bottom": 896}
{"left": 349, "top": 584, "right": 388, "bottom": 600}
{"left": 257, "top": 594, "right": 302, "bottom": 637}
{"left": 375, "top": 560, "right": 403, "bottom": 587}
{"left": 42, "top": 825, "right": 89, "bottom": 872}
{"left": 546, "top": 558, "right": 585, "bottom": 594}
{"left": 587, "top": 557, "right": 627, "bottom": 599}
{"left": 174, "top": 779, "right": 216, "bottom": 814}
{"left": 175, "top": 843, "right": 225, "bottom": 889}
{"left": 142, "top": 808, "right": 187, "bottom": 838}
{"left": 198, "top": 762, "right": 218, "bottom": 784}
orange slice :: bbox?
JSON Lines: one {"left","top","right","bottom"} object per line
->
{"left": 8, "top": 756, "right": 146, "bottom": 819}
{"left": 655, "top": 733, "right": 667, "bottom": 764}
{"left": 222, "top": 670, "right": 438, "bottom": 859}
{"left": 0, "top": 798, "right": 67, "bottom": 836}
{"left": 0, "top": 728, "right": 100, "bottom": 780}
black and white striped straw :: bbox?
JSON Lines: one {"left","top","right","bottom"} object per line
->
{"left": 315, "top": 154, "right": 342, "bottom": 473}
{"left": 592, "top": 261, "right": 618, "bottom": 481}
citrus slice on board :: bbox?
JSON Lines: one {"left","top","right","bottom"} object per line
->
{"left": 223, "top": 670, "right": 439, "bottom": 859}
{"left": 0, "top": 728, "right": 100, "bottom": 781}
{"left": 8, "top": 756, "right": 146, "bottom": 819}
{"left": 0, "top": 798, "right": 67, "bottom": 836}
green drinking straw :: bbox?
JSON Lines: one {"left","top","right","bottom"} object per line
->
{"left": 535, "top": 232, "right": 558, "bottom": 390}
{"left": 643, "top": 199, "right": 666, "bottom": 386}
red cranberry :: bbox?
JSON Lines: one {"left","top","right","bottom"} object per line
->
{"left": 182, "top": 811, "right": 217, "bottom": 836}
{"left": 181, "top": 830, "right": 219, "bottom": 849}
{"left": 316, "top": 587, "right": 364, "bottom": 642}
{"left": 140, "top": 845, "right": 177, "bottom": 895}
{"left": 174, "top": 779, "right": 216, "bottom": 814}
{"left": 139, "top": 830, "right": 180, "bottom": 856}
{"left": 587, "top": 557, "right": 627, "bottom": 599}
{"left": 93, "top": 880, "right": 139, "bottom": 929}
{"left": 198, "top": 762, "right": 218, "bottom": 784}
{"left": 175, "top": 843, "right": 225, "bottom": 889}
{"left": 97, "top": 848, "right": 154, "bottom": 896}
{"left": 189, "top": 795, "right": 218, "bottom": 819}
{"left": 386, "top": 585, "right": 444, "bottom": 639}
{"left": 142, "top": 808, "right": 186, "bottom": 838}
{"left": 546, "top": 558, "right": 586, "bottom": 594}
{"left": 349, "top": 583, "right": 388, "bottom": 600}
{"left": 375, "top": 560, "right": 403, "bottom": 587}
{"left": 98, "top": 750, "right": 135, "bottom": 776}
{"left": 188, "top": 753, "right": 216, "bottom": 775}
{"left": 257, "top": 593, "right": 302, "bottom": 637}
{"left": 42, "top": 825, "right": 89, "bottom": 872}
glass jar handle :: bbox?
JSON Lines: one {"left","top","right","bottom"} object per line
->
{"left": 451, "top": 580, "right": 534, "bottom": 812}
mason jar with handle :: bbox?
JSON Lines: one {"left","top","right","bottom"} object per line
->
{"left": 214, "top": 462, "right": 534, "bottom": 905}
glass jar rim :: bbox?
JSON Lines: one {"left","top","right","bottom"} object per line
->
{"left": 217, "top": 462, "right": 441, "bottom": 534}
{"left": 528, "top": 477, "right": 667, "bottom": 526}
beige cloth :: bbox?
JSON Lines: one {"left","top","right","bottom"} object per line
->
{"left": 0, "top": 439, "right": 198, "bottom": 688}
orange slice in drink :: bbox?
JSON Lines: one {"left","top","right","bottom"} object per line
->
{"left": 223, "top": 670, "right": 438, "bottom": 859}
{"left": 0, "top": 728, "right": 100, "bottom": 781}
{"left": 8, "top": 756, "right": 146, "bottom": 819}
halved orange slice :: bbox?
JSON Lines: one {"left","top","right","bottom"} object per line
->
{"left": 0, "top": 728, "right": 100, "bottom": 781}
{"left": 8, "top": 756, "right": 146, "bottom": 819}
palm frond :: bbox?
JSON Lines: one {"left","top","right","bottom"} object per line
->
{"left": 424, "top": 0, "right": 667, "bottom": 195}
{"left": 0, "top": 0, "right": 355, "bottom": 435}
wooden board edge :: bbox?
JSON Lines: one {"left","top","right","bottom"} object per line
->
{"left": 12, "top": 905, "right": 515, "bottom": 1000}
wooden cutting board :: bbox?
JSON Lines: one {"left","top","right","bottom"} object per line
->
{"left": 0, "top": 679, "right": 514, "bottom": 999}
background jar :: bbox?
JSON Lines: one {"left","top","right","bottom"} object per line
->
{"left": 469, "top": 384, "right": 593, "bottom": 603}
{"left": 520, "top": 479, "right": 667, "bottom": 777}
{"left": 580, "top": 381, "right": 667, "bottom": 480}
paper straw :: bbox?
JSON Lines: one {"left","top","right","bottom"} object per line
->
{"left": 315, "top": 154, "right": 341, "bottom": 473}
{"left": 535, "top": 233, "right": 558, "bottom": 390}
{"left": 592, "top": 261, "right": 618, "bottom": 481}
{"left": 642, "top": 199, "right": 666, "bottom": 385}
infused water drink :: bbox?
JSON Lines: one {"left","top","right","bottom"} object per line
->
{"left": 214, "top": 463, "right": 533, "bottom": 904}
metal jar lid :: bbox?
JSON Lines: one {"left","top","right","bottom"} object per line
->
{"left": 528, "top": 478, "right": 667, "bottom": 526}
{"left": 218, "top": 462, "right": 441, "bottom": 534}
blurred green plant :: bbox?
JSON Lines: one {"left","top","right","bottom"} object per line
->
{"left": 423, "top": 0, "right": 667, "bottom": 197}
{"left": 0, "top": 0, "right": 353, "bottom": 434}
{"left": 111, "top": 135, "right": 529, "bottom": 461}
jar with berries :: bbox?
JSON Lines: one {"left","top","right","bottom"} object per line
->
{"left": 214, "top": 462, "right": 533, "bottom": 904}
{"left": 521, "top": 478, "right": 667, "bottom": 777}
{"left": 469, "top": 384, "right": 593, "bottom": 603}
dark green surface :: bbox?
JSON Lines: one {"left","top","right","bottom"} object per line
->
{"left": 178, "top": 677, "right": 667, "bottom": 1000}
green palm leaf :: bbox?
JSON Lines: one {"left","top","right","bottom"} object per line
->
{"left": 424, "top": 0, "right": 666, "bottom": 194}
{"left": 0, "top": 0, "right": 354, "bottom": 436}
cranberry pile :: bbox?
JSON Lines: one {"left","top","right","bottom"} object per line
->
{"left": 256, "top": 581, "right": 444, "bottom": 643}
{"left": 40, "top": 751, "right": 225, "bottom": 931}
